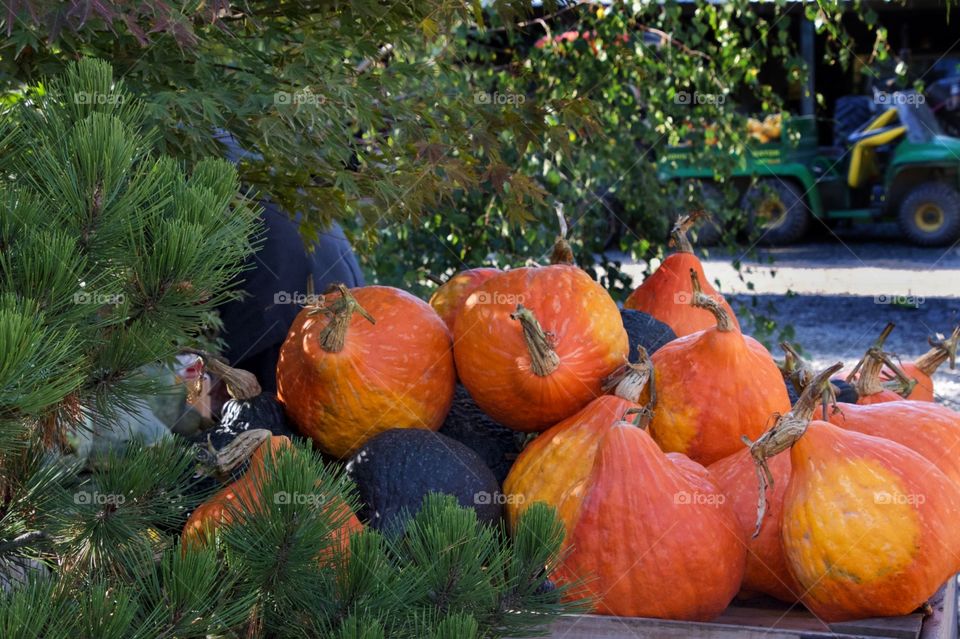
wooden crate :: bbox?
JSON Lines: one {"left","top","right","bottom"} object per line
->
{"left": 535, "top": 576, "right": 957, "bottom": 639}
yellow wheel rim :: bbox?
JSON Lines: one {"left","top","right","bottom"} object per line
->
{"left": 915, "top": 203, "right": 945, "bottom": 232}
{"left": 758, "top": 198, "right": 787, "bottom": 229}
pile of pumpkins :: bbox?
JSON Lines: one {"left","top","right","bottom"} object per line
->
{"left": 186, "top": 214, "right": 960, "bottom": 624}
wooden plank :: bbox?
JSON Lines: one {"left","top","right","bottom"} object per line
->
{"left": 920, "top": 577, "right": 958, "bottom": 639}
{"left": 541, "top": 614, "right": 877, "bottom": 639}
{"left": 536, "top": 576, "right": 958, "bottom": 639}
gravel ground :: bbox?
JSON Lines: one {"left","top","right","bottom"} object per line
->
{"left": 614, "top": 223, "right": 960, "bottom": 407}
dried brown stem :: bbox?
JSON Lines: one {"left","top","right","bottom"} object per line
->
{"left": 313, "top": 284, "right": 375, "bottom": 353}
{"left": 512, "top": 305, "right": 560, "bottom": 377}
{"left": 914, "top": 326, "right": 960, "bottom": 376}
{"left": 745, "top": 362, "right": 843, "bottom": 537}
{"left": 602, "top": 346, "right": 655, "bottom": 404}
{"left": 690, "top": 269, "right": 732, "bottom": 332}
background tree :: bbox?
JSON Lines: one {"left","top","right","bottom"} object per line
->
{"left": 0, "top": 1, "right": 898, "bottom": 306}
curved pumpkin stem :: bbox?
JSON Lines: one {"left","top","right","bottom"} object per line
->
{"left": 745, "top": 362, "right": 843, "bottom": 537}
{"left": 511, "top": 305, "right": 560, "bottom": 377}
{"left": 914, "top": 326, "right": 960, "bottom": 377}
{"left": 844, "top": 322, "right": 895, "bottom": 384}
{"left": 314, "top": 284, "right": 376, "bottom": 353}
{"left": 603, "top": 346, "right": 655, "bottom": 404}
{"left": 182, "top": 348, "right": 261, "bottom": 400}
{"left": 549, "top": 205, "right": 575, "bottom": 265}
{"left": 689, "top": 269, "right": 732, "bottom": 332}
{"left": 845, "top": 322, "right": 916, "bottom": 398}
{"left": 622, "top": 405, "right": 655, "bottom": 431}
{"left": 196, "top": 428, "right": 272, "bottom": 481}
{"left": 779, "top": 342, "right": 814, "bottom": 403}
{"left": 669, "top": 213, "right": 698, "bottom": 254}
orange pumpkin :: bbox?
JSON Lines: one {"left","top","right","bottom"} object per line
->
{"left": 182, "top": 435, "right": 362, "bottom": 552}
{"left": 454, "top": 265, "right": 628, "bottom": 432}
{"left": 828, "top": 399, "right": 960, "bottom": 487}
{"left": 646, "top": 270, "right": 790, "bottom": 465}
{"left": 428, "top": 268, "right": 500, "bottom": 332}
{"left": 624, "top": 215, "right": 740, "bottom": 337}
{"left": 277, "top": 285, "right": 456, "bottom": 458}
{"left": 753, "top": 363, "right": 960, "bottom": 622}
{"left": 504, "top": 396, "right": 745, "bottom": 619}
{"left": 709, "top": 448, "right": 801, "bottom": 602}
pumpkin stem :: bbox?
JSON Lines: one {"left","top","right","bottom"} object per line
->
{"left": 195, "top": 428, "right": 272, "bottom": 481}
{"left": 549, "top": 204, "right": 575, "bottom": 265}
{"left": 746, "top": 362, "right": 843, "bottom": 537}
{"left": 315, "top": 284, "right": 376, "bottom": 353}
{"left": 182, "top": 348, "right": 262, "bottom": 400}
{"left": 602, "top": 346, "right": 654, "bottom": 404}
{"left": 623, "top": 406, "right": 654, "bottom": 430}
{"left": 851, "top": 348, "right": 916, "bottom": 400}
{"left": 689, "top": 269, "right": 732, "bottom": 332}
{"left": 511, "top": 305, "right": 560, "bottom": 377}
{"left": 914, "top": 326, "right": 960, "bottom": 377}
{"left": 669, "top": 213, "right": 699, "bottom": 254}
{"left": 779, "top": 342, "right": 814, "bottom": 403}
{"left": 844, "top": 322, "right": 895, "bottom": 384}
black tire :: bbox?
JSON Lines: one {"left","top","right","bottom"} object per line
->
{"left": 897, "top": 182, "right": 960, "bottom": 246}
{"left": 741, "top": 179, "right": 809, "bottom": 245}
{"left": 833, "top": 95, "right": 876, "bottom": 146}
{"left": 673, "top": 180, "right": 726, "bottom": 246}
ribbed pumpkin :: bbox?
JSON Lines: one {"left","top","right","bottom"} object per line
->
{"left": 276, "top": 285, "right": 456, "bottom": 458}
{"left": 709, "top": 448, "right": 801, "bottom": 602}
{"left": 504, "top": 395, "right": 745, "bottom": 619}
{"left": 646, "top": 270, "right": 790, "bottom": 465}
{"left": 624, "top": 214, "right": 740, "bottom": 337}
{"left": 182, "top": 434, "right": 362, "bottom": 551}
{"left": 753, "top": 363, "right": 960, "bottom": 622}
{"left": 454, "top": 265, "right": 628, "bottom": 432}
{"left": 828, "top": 399, "right": 960, "bottom": 487}
{"left": 428, "top": 268, "right": 500, "bottom": 332}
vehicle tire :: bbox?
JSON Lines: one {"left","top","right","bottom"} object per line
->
{"left": 897, "top": 182, "right": 960, "bottom": 246}
{"left": 833, "top": 95, "right": 876, "bottom": 146}
{"left": 673, "top": 180, "right": 726, "bottom": 246}
{"left": 741, "top": 179, "right": 809, "bottom": 245}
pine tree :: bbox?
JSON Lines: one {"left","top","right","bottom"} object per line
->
{"left": 0, "top": 59, "right": 577, "bottom": 637}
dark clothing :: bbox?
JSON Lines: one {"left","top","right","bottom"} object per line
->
{"left": 217, "top": 202, "right": 364, "bottom": 391}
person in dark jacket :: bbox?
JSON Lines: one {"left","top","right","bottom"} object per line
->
{"left": 213, "top": 130, "right": 364, "bottom": 391}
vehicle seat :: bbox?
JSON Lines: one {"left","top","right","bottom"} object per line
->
{"left": 846, "top": 108, "right": 906, "bottom": 188}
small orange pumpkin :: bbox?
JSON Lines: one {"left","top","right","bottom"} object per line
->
{"left": 454, "top": 265, "right": 628, "bottom": 432}
{"left": 646, "top": 270, "right": 790, "bottom": 465}
{"left": 428, "top": 268, "right": 500, "bottom": 332}
{"left": 277, "top": 285, "right": 456, "bottom": 458}
{"left": 752, "top": 363, "right": 960, "bottom": 622}
{"left": 182, "top": 435, "right": 362, "bottom": 552}
{"left": 624, "top": 215, "right": 739, "bottom": 337}
{"left": 504, "top": 396, "right": 745, "bottom": 620}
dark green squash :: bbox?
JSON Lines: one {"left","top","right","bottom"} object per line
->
{"left": 438, "top": 384, "right": 523, "bottom": 483}
{"left": 346, "top": 428, "right": 502, "bottom": 532}
{"left": 620, "top": 309, "right": 677, "bottom": 359}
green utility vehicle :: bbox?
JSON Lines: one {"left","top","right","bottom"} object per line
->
{"left": 659, "top": 91, "right": 960, "bottom": 246}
